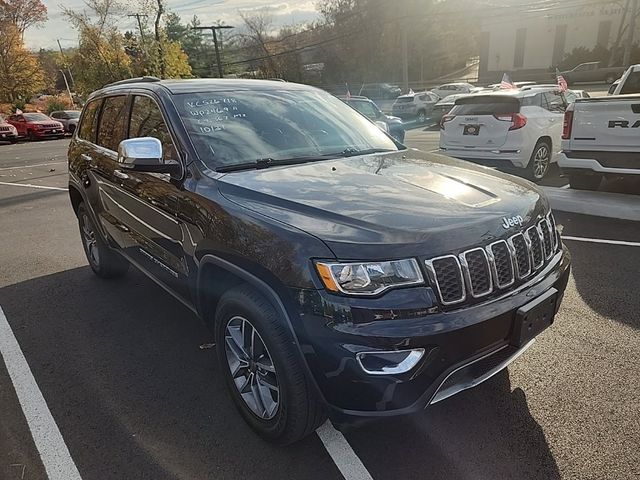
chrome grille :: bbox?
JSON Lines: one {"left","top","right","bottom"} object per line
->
{"left": 488, "top": 240, "right": 515, "bottom": 288}
{"left": 462, "top": 248, "right": 492, "bottom": 297}
{"left": 426, "top": 256, "right": 465, "bottom": 305}
{"left": 426, "top": 214, "right": 559, "bottom": 306}
{"left": 526, "top": 226, "right": 544, "bottom": 269}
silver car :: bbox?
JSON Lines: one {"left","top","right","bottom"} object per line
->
{"left": 391, "top": 91, "right": 439, "bottom": 123}
{"left": 50, "top": 110, "right": 81, "bottom": 134}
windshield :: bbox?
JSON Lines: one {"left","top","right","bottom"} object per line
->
{"left": 66, "top": 111, "right": 81, "bottom": 118}
{"left": 175, "top": 88, "right": 397, "bottom": 169}
{"left": 23, "top": 113, "right": 50, "bottom": 121}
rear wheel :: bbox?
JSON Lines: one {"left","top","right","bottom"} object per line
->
{"left": 77, "top": 203, "right": 129, "bottom": 278}
{"left": 568, "top": 172, "right": 602, "bottom": 190}
{"left": 526, "top": 140, "right": 551, "bottom": 182}
{"left": 215, "top": 285, "right": 326, "bottom": 445}
{"left": 417, "top": 109, "right": 427, "bottom": 124}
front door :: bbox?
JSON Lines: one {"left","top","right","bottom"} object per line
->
{"left": 106, "top": 94, "right": 190, "bottom": 300}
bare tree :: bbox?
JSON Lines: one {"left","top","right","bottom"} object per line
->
{"left": 238, "top": 10, "right": 279, "bottom": 77}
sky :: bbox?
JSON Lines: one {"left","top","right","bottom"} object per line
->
{"left": 25, "top": 0, "right": 320, "bottom": 50}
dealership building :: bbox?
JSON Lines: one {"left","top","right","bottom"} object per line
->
{"left": 478, "top": 1, "right": 628, "bottom": 82}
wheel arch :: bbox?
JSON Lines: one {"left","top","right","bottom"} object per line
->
{"left": 68, "top": 184, "right": 84, "bottom": 215}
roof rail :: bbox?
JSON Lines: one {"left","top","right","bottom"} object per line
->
{"left": 106, "top": 76, "right": 161, "bottom": 87}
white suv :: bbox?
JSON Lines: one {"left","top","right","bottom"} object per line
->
{"left": 439, "top": 88, "right": 567, "bottom": 182}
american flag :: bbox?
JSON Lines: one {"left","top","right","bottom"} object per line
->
{"left": 500, "top": 73, "right": 516, "bottom": 89}
{"left": 345, "top": 83, "right": 351, "bottom": 100}
{"left": 556, "top": 69, "right": 568, "bottom": 92}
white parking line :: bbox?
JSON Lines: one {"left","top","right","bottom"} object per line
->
{"left": 563, "top": 235, "right": 640, "bottom": 247}
{"left": 0, "top": 306, "right": 82, "bottom": 480}
{"left": 316, "top": 421, "right": 374, "bottom": 480}
{"left": 0, "top": 161, "right": 66, "bottom": 171}
{"left": 0, "top": 181, "right": 67, "bottom": 191}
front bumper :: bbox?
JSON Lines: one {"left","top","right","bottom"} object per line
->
{"left": 31, "top": 129, "right": 64, "bottom": 138}
{"left": 0, "top": 131, "right": 18, "bottom": 141}
{"left": 290, "top": 246, "right": 570, "bottom": 421}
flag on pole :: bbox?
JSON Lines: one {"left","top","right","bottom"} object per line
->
{"left": 500, "top": 73, "right": 516, "bottom": 89}
{"left": 409, "top": 88, "right": 415, "bottom": 94}
{"left": 345, "top": 83, "right": 351, "bottom": 100}
{"left": 556, "top": 68, "right": 568, "bottom": 92}
{"left": 15, "top": 108, "right": 23, "bottom": 114}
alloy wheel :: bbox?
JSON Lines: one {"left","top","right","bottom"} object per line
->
{"left": 418, "top": 111, "right": 426, "bottom": 123}
{"left": 533, "top": 145, "right": 550, "bottom": 180}
{"left": 224, "top": 316, "right": 280, "bottom": 420}
{"left": 81, "top": 213, "right": 100, "bottom": 267}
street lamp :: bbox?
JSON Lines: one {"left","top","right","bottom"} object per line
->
{"left": 193, "top": 25, "right": 234, "bottom": 78}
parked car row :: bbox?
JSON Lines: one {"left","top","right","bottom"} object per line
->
{"left": 0, "top": 110, "right": 80, "bottom": 144}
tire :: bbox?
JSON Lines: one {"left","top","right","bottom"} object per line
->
{"left": 417, "top": 110, "right": 427, "bottom": 124}
{"left": 215, "top": 284, "right": 326, "bottom": 445}
{"left": 69, "top": 124, "right": 76, "bottom": 135}
{"left": 525, "top": 140, "right": 551, "bottom": 182}
{"left": 28, "top": 130, "right": 37, "bottom": 141}
{"left": 568, "top": 172, "right": 602, "bottom": 191}
{"left": 9, "top": 138, "right": 17, "bottom": 144}
{"left": 77, "top": 203, "right": 129, "bottom": 278}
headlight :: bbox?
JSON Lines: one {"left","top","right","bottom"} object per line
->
{"left": 315, "top": 259, "right": 424, "bottom": 296}
{"left": 374, "top": 120, "right": 389, "bottom": 132}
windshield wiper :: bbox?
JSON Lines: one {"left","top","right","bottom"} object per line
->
{"left": 335, "top": 147, "right": 398, "bottom": 157}
{"left": 216, "top": 154, "right": 340, "bottom": 173}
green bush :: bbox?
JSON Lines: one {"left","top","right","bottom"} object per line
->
{"left": 46, "top": 99, "right": 68, "bottom": 114}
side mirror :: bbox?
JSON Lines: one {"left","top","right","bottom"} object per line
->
{"left": 117, "top": 137, "right": 181, "bottom": 177}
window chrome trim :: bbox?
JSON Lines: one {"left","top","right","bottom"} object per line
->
{"left": 424, "top": 255, "right": 466, "bottom": 305}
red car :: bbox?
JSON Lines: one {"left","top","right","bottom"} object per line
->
{"left": 7, "top": 112, "right": 65, "bottom": 141}
{"left": 0, "top": 114, "right": 19, "bottom": 144}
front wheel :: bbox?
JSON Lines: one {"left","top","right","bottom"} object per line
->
{"left": 569, "top": 172, "right": 602, "bottom": 190}
{"left": 526, "top": 140, "right": 551, "bottom": 182}
{"left": 77, "top": 203, "right": 129, "bottom": 278}
{"left": 215, "top": 285, "right": 326, "bottom": 445}
{"left": 417, "top": 110, "right": 427, "bottom": 124}
{"left": 28, "top": 130, "right": 37, "bottom": 141}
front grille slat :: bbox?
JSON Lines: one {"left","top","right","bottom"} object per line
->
{"left": 461, "top": 248, "right": 492, "bottom": 297}
{"left": 488, "top": 240, "right": 515, "bottom": 288}
{"left": 526, "top": 226, "right": 544, "bottom": 269}
{"left": 426, "top": 214, "right": 560, "bottom": 306}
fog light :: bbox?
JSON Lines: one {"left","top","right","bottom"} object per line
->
{"left": 356, "top": 348, "right": 424, "bottom": 375}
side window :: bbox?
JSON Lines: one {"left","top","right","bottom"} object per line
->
{"left": 78, "top": 100, "right": 102, "bottom": 142}
{"left": 129, "top": 95, "right": 177, "bottom": 161}
{"left": 97, "top": 96, "right": 128, "bottom": 151}
{"left": 620, "top": 71, "right": 640, "bottom": 94}
{"left": 543, "top": 92, "right": 566, "bottom": 112}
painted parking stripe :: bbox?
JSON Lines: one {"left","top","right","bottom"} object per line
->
{"left": 0, "top": 181, "right": 67, "bottom": 191}
{"left": 563, "top": 235, "right": 640, "bottom": 247}
{"left": 0, "top": 306, "right": 83, "bottom": 480}
{"left": 0, "top": 161, "right": 66, "bottom": 171}
{"left": 316, "top": 421, "right": 374, "bottom": 480}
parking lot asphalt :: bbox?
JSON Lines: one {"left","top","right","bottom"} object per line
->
{"left": 1, "top": 138, "right": 639, "bottom": 480}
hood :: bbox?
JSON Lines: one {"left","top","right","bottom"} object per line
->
{"left": 217, "top": 150, "right": 549, "bottom": 259}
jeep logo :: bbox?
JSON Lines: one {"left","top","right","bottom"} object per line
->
{"left": 502, "top": 215, "right": 524, "bottom": 229}
{"left": 608, "top": 120, "right": 640, "bottom": 128}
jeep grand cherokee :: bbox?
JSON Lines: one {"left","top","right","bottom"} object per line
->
{"left": 67, "top": 78, "right": 570, "bottom": 445}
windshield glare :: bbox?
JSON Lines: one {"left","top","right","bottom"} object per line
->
{"left": 24, "top": 113, "right": 50, "bottom": 121}
{"left": 175, "top": 89, "right": 397, "bottom": 169}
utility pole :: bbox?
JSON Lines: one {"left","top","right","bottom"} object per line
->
{"left": 128, "top": 13, "right": 148, "bottom": 44}
{"left": 401, "top": 1, "right": 409, "bottom": 92}
{"left": 59, "top": 70, "right": 74, "bottom": 107}
{"left": 193, "top": 25, "right": 234, "bottom": 78}
{"left": 56, "top": 39, "right": 75, "bottom": 89}
{"left": 624, "top": 0, "right": 638, "bottom": 67}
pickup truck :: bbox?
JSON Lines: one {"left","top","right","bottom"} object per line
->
{"left": 558, "top": 64, "right": 640, "bottom": 189}
{"left": 560, "top": 62, "right": 625, "bottom": 85}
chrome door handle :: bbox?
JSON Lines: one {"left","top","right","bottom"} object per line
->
{"left": 80, "top": 154, "right": 93, "bottom": 162}
{"left": 113, "top": 170, "right": 129, "bottom": 180}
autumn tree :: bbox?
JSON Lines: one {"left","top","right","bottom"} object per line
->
{"left": 0, "top": 0, "right": 47, "bottom": 37}
{"left": 0, "top": 22, "right": 45, "bottom": 101}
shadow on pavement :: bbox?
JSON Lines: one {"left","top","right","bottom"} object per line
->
{"left": 344, "top": 369, "right": 561, "bottom": 480}
{"left": 0, "top": 267, "right": 342, "bottom": 480}
{"left": 563, "top": 240, "right": 639, "bottom": 329}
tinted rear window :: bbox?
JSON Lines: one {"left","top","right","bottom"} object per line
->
{"left": 396, "top": 97, "right": 414, "bottom": 103}
{"left": 620, "top": 71, "right": 640, "bottom": 94}
{"left": 450, "top": 96, "right": 520, "bottom": 115}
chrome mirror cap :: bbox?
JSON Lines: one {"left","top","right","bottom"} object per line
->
{"left": 117, "top": 137, "right": 163, "bottom": 166}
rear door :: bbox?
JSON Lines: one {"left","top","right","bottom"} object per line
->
{"left": 571, "top": 97, "right": 640, "bottom": 152}
{"left": 441, "top": 96, "right": 519, "bottom": 148}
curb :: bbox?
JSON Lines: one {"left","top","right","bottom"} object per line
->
{"left": 542, "top": 186, "right": 640, "bottom": 222}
